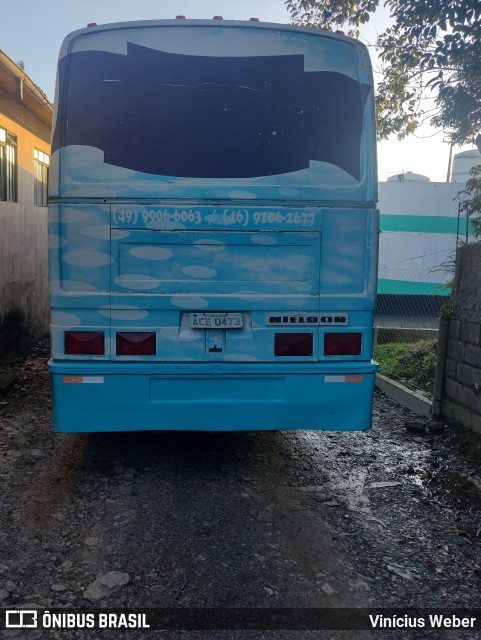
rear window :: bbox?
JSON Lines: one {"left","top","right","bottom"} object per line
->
{"left": 51, "top": 24, "right": 375, "bottom": 200}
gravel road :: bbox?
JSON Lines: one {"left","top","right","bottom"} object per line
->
{"left": 1, "top": 339, "right": 481, "bottom": 639}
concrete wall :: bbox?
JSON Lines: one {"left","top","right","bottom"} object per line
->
{"left": 441, "top": 243, "right": 481, "bottom": 434}
{"left": 0, "top": 98, "right": 50, "bottom": 364}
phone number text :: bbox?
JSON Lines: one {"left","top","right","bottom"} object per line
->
{"left": 112, "top": 208, "right": 316, "bottom": 228}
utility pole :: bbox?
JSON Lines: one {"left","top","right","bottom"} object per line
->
{"left": 445, "top": 135, "right": 454, "bottom": 183}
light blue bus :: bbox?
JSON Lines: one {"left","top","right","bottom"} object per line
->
{"left": 48, "top": 18, "right": 378, "bottom": 432}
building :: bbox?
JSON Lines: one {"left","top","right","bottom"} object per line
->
{"left": 450, "top": 149, "right": 481, "bottom": 183}
{"left": 0, "top": 50, "right": 53, "bottom": 364}
{"left": 377, "top": 173, "right": 472, "bottom": 329}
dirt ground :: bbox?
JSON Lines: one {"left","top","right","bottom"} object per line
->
{"left": 1, "top": 339, "right": 480, "bottom": 639}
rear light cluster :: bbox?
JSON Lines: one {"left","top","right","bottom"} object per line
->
{"left": 64, "top": 330, "right": 361, "bottom": 357}
{"left": 65, "top": 331, "right": 104, "bottom": 355}
{"left": 274, "top": 332, "right": 362, "bottom": 357}
{"left": 116, "top": 332, "right": 156, "bottom": 356}
{"left": 275, "top": 333, "right": 313, "bottom": 357}
{"left": 324, "top": 333, "right": 362, "bottom": 356}
{"left": 64, "top": 332, "right": 156, "bottom": 356}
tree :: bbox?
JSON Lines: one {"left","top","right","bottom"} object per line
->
{"left": 460, "top": 165, "right": 481, "bottom": 238}
{"left": 284, "top": 0, "right": 481, "bottom": 145}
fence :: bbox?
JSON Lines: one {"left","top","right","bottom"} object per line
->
{"left": 373, "top": 176, "right": 479, "bottom": 397}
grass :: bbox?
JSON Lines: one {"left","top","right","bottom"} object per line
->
{"left": 373, "top": 340, "right": 437, "bottom": 398}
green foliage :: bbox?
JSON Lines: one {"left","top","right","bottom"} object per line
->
{"left": 440, "top": 296, "right": 453, "bottom": 320}
{"left": 459, "top": 164, "right": 481, "bottom": 237}
{"left": 373, "top": 340, "right": 437, "bottom": 397}
{"left": 284, "top": 0, "right": 481, "bottom": 144}
{"left": 283, "top": 0, "right": 380, "bottom": 35}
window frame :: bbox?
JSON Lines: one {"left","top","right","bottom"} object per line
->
{"left": 0, "top": 127, "right": 18, "bottom": 203}
{"left": 34, "top": 148, "right": 49, "bottom": 207}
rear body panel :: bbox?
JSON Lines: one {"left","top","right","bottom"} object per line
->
{"left": 50, "top": 361, "right": 376, "bottom": 432}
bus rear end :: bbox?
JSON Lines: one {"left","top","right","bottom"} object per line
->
{"left": 48, "top": 19, "right": 378, "bottom": 432}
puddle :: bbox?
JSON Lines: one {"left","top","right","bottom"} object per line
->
{"left": 425, "top": 471, "right": 481, "bottom": 510}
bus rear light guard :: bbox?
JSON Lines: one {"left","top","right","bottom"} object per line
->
{"left": 116, "top": 332, "right": 156, "bottom": 356}
{"left": 275, "top": 333, "right": 313, "bottom": 357}
{"left": 64, "top": 331, "right": 104, "bottom": 356}
{"left": 324, "top": 333, "right": 362, "bottom": 356}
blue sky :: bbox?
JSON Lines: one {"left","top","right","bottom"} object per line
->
{"left": 3, "top": 0, "right": 289, "bottom": 100}
{"left": 2, "top": 0, "right": 473, "bottom": 182}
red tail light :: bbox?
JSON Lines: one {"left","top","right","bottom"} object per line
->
{"left": 116, "top": 332, "right": 156, "bottom": 356}
{"left": 65, "top": 331, "right": 104, "bottom": 355}
{"left": 324, "top": 333, "right": 362, "bottom": 356}
{"left": 275, "top": 333, "right": 313, "bottom": 357}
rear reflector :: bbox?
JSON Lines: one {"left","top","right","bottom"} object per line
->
{"left": 324, "top": 333, "right": 362, "bottom": 356}
{"left": 275, "top": 333, "right": 313, "bottom": 357}
{"left": 65, "top": 331, "right": 104, "bottom": 355}
{"left": 116, "top": 332, "right": 156, "bottom": 356}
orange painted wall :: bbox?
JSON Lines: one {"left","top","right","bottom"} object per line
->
{"left": 0, "top": 97, "right": 52, "bottom": 362}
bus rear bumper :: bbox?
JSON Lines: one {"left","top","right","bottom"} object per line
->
{"left": 49, "top": 361, "right": 378, "bottom": 433}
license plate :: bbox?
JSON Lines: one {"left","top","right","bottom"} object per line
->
{"left": 189, "top": 312, "right": 243, "bottom": 329}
